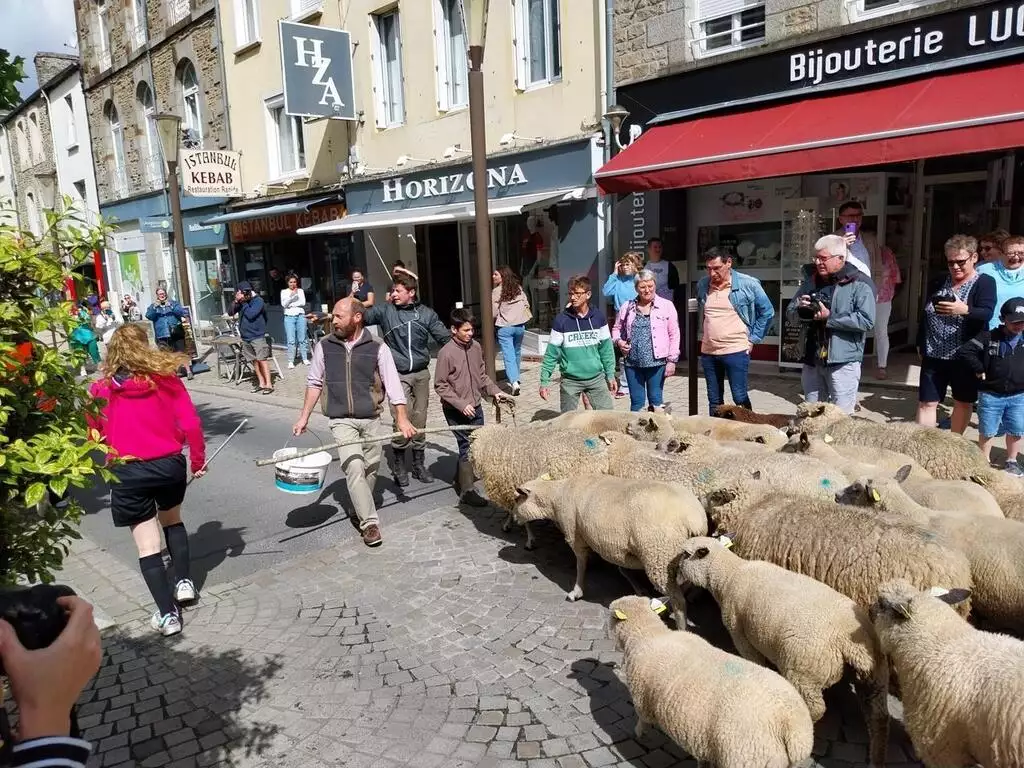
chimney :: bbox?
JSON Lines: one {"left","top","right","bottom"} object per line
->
{"left": 33, "top": 53, "right": 74, "bottom": 90}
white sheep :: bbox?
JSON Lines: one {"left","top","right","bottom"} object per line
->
{"left": 782, "top": 431, "right": 933, "bottom": 481}
{"left": 668, "top": 414, "right": 789, "bottom": 448}
{"left": 838, "top": 472, "right": 1024, "bottom": 633}
{"left": 872, "top": 579, "right": 1024, "bottom": 768}
{"left": 706, "top": 484, "right": 974, "bottom": 616}
{"left": 512, "top": 475, "right": 706, "bottom": 630}
{"left": 676, "top": 535, "right": 889, "bottom": 767}
{"left": 609, "top": 595, "right": 814, "bottom": 768}
{"left": 529, "top": 410, "right": 673, "bottom": 439}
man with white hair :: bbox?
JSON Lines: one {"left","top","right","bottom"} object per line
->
{"left": 786, "top": 234, "right": 876, "bottom": 414}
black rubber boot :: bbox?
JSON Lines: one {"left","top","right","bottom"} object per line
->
{"left": 411, "top": 448, "right": 433, "bottom": 483}
{"left": 390, "top": 447, "right": 410, "bottom": 487}
{"left": 457, "top": 461, "right": 488, "bottom": 507}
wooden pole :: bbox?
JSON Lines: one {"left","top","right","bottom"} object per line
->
{"left": 255, "top": 425, "right": 482, "bottom": 467}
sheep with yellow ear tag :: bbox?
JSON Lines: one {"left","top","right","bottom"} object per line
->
{"left": 607, "top": 595, "right": 813, "bottom": 768}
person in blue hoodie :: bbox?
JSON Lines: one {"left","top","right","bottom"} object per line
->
{"left": 602, "top": 251, "right": 643, "bottom": 397}
{"left": 540, "top": 275, "right": 617, "bottom": 412}
{"left": 231, "top": 281, "right": 272, "bottom": 393}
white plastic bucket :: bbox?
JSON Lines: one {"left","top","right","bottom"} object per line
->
{"left": 273, "top": 446, "right": 332, "bottom": 494}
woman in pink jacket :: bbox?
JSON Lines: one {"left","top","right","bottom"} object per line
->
{"left": 88, "top": 324, "right": 206, "bottom": 637}
{"left": 612, "top": 269, "right": 680, "bottom": 412}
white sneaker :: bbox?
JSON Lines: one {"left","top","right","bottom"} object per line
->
{"left": 174, "top": 578, "right": 198, "bottom": 605}
{"left": 303, "top": 359, "right": 310, "bottom": 366}
{"left": 150, "top": 610, "right": 182, "bottom": 636}
{"left": 288, "top": 361, "right": 295, "bottom": 369}
{"left": 511, "top": 382, "right": 520, "bottom": 396}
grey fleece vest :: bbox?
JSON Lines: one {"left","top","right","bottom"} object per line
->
{"left": 320, "top": 331, "right": 384, "bottom": 420}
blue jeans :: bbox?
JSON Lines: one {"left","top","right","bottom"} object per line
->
{"left": 624, "top": 365, "right": 665, "bottom": 412}
{"left": 283, "top": 313, "right": 309, "bottom": 363}
{"left": 701, "top": 352, "right": 751, "bottom": 413}
{"left": 497, "top": 324, "right": 525, "bottom": 384}
{"left": 443, "top": 403, "right": 484, "bottom": 461}
{"left": 977, "top": 391, "right": 1024, "bottom": 438}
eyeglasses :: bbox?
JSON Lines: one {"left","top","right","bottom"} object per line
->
{"left": 813, "top": 253, "right": 838, "bottom": 262}
{"left": 947, "top": 258, "right": 971, "bottom": 268}
{"left": 1006, "top": 250, "right": 1024, "bottom": 257}
{"left": 569, "top": 290, "right": 590, "bottom": 298}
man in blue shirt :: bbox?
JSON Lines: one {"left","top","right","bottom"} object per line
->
{"left": 231, "top": 281, "right": 272, "bottom": 393}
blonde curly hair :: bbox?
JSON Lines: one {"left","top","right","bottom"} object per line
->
{"left": 619, "top": 251, "right": 644, "bottom": 273}
{"left": 101, "top": 324, "right": 189, "bottom": 382}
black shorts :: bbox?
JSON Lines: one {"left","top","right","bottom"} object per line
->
{"left": 919, "top": 357, "right": 978, "bottom": 404}
{"left": 157, "top": 337, "right": 186, "bottom": 353}
{"left": 110, "top": 454, "right": 187, "bottom": 528}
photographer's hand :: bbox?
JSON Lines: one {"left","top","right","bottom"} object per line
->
{"left": 813, "top": 303, "right": 831, "bottom": 321}
{"left": 0, "top": 596, "right": 101, "bottom": 740}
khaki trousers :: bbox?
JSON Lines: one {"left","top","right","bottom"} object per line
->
{"left": 329, "top": 417, "right": 383, "bottom": 530}
{"left": 390, "top": 369, "right": 431, "bottom": 449}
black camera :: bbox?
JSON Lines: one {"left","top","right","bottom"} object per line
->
{"left": 797, "top": 292, "right": 828, "bottom": 320}
{"left": 931, "top": 289, "right": 956, "bottom": 306}
{"left": 0, "top": 584, "right": 76, "bottom": 675}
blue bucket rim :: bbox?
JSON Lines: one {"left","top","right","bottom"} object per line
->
{"left": 275, "top": 477, "right": 324, "bottom": 494}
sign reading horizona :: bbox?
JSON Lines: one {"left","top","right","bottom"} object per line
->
{"left": 181, "top": 150, "right": 242, "bottom": 197}
{"left": 381, "top": 164, "right": 529, "bottom": 203}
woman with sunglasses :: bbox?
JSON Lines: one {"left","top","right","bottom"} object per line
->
{"left": 916, "top": 235, "right": 996, "bottom": 433}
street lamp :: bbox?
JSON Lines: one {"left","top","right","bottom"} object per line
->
{"left": 460, "top": 0, "right": 497, "bottom": 382}
{"left": 603, "top": 104, "right": 630, "bottom": 152}
{"left": 153, "top": 112, "right": 193, "bottom": 309}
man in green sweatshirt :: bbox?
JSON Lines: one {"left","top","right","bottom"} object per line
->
{"left": 539, "top": 275, "right": 617, "bottom": 412}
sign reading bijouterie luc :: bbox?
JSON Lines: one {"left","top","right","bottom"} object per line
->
{"left": 381, "top": 164, "right": 528, "bottom": 204}
{"left": 181, "top": 150, "right": 242, "bottom": 197}
{"left": 620, "top": 0, "right": 1024, "bottom": 123}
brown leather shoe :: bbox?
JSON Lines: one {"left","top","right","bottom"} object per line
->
{"left": 362, "top": 524, "right": 382, "bottom": 547}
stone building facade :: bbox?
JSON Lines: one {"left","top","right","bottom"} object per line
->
{"left": 74, "top": 0, "right": 228, "bottom": 205}
{"left": 1, "top": 54, "right": 79, "bottom": 237}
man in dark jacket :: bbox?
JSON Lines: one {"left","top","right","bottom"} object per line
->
{"left": 786, "top": 235, "right": 875, "bottom": 414}
{"left": 231, "top": 281, "right": 272, "bottom": 393}
{"left": 363, "top": 272, "right": 450, "bottom": 486}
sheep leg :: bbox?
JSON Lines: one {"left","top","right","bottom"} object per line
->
{"left": 501, "top": 513, "right": 513, "bottom": 532}
{"left": 634, "top": 716, "right": 649, "bottom": 740}
{"left": 566, "top": 545, "right": 590, "bottom": 601}
{"left": 787, "top": 676, "right": 826, "bottom": 723}
{"left": 726, "top": 628, "right": 769, "bottom": 667}
{"left": 852, "top": 675, "right": 890, "bottom": 768}
{"left": 617, "top": 566, "right": 649, "bottom": 595}
{"left": 523, "top": 521, "right": 535, "bottom": 551}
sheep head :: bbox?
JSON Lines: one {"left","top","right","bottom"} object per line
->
{"left": 624, "top": 412, "right": 674, "bottom": 442}
{"left": 677, "top": 534, "right": 736, "bottom": 589}
{"left": 780, "top": 431, "right": 813, "bottom": 454}
{"left": 608, "top": 596, "right": 671, "bottom": 645}
{"left": 511, "top": 475, "right": 559, "bottom": 523}
{"left": 870, "top": 579, "right": 972, "bottom": 650}
{"left": 794, "top": 402, "right": 847, "bottom": 434}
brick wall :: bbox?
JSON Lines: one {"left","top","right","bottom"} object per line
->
{"left": 8, "top": 95, "right": 56, "bottom": 231}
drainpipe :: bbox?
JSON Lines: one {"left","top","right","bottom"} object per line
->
{"left": 212, "top": 0, "right": 232, "bottom": 150}
{"left": 601, "top": 0, "right": 616, "bottom": 305}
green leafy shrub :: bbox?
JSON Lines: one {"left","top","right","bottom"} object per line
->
{"left": 0, "top": 199, "right": 117, "bottom": 586}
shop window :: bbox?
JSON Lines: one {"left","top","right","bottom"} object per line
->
{"left": 693, "top": 1, "right": 765, "bottom": 57}
{"left": 137, "top": 82, "right": 162, "bottom": 188}
{"left": 178, "top": 60, "right": 203, "bottom": 148}
{"left": 264, "top": 95, "right": 307, "bottom": 179}
{"left": 104, "top": 101, "right": 127, "bottom": 198}
{"left": 235, "top": 0, "right": 259, "bottom": 47}
{"left": 370, "top": 9, "right": 405, "bottom": 128}
{"left": 850, "top": 0, "right": 939, "bottom": 19}
{"left": 433, "top": 0, "right": 468, "bottom": 112}
{"left": 513, "top": 0, "right": 561, "bottom": 90}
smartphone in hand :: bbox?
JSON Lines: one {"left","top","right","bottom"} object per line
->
{"left": 844, "top": 222, "right": 857, "bottom": 237}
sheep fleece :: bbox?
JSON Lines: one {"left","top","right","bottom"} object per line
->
{"left": 712, "top": 491, "right": 974, "bottom": 615}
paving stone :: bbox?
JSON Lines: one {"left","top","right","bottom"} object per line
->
{"left": 467, "top": 725, "right": 498, "bottom": 742}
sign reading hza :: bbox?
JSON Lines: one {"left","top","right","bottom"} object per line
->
{"left": 280, "top": 21, "right": 357, "bottom": 120}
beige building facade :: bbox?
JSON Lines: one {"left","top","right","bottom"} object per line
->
{"left": 212, "top": 0, "right": 611, "bottom": 348}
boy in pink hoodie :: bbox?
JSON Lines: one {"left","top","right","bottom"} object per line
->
{"left": 88, "top": 324, "right": 206, "bottom": 637}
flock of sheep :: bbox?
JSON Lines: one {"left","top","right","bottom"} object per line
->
{"left": 467, "top": 404, "right": 1024, "bottom": 768}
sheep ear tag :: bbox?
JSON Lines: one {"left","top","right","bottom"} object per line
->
{"left": 539, "top": 473, "right": 553, "bottom": 481}
{"left": 716, "top": 534, "right": 734, "bottom": 549}
{"left": 613, "top": 609, "right": 628, "bottom": 621}
{"left": 895, "top": 604, "right": 913, "bottom": 619}
{"left": 649, "top": 598, "right": 668, "bottom": 614}
{"left": 823, "top": 434, "right": 834, "bottom": 443}
{"left": 870, "top": 488, "right": 881, "bottom": 502}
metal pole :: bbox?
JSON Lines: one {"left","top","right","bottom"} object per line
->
{"left": 687, "top": 297, "right": 699, "bottom": 415}
{"left": 468, "top": 45, "right": 496, "bottom": 382}
{"left": 166, "top": 158, "right": 193, "bottom": 308}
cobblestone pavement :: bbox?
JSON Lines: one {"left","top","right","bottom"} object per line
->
{"left": 60, "top": 503, "right": 927, "bottom": 768}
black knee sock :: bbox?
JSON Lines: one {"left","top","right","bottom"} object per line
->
{"left": 162, "top": 523, "right": 191, "bottom": 584}
{"left": 139, "top": 553, "right": 175, "bottom": 616}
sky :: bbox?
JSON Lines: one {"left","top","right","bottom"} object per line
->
{"left": 1, "top": 0, "right": 79, "bottom": 98}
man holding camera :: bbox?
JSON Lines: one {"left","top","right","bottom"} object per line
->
{"left": 787, "top": 234, "right": 876, "bottom": 414}
{"left": 231, "top": 282, "right": 272, "bottom": 394}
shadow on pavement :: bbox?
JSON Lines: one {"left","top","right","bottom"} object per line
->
{"left": 188, "top": 520, "right": 248, "bottom": 592}
{"left": 77, "top": 627, "right": 282, "bottom": 767}
{"left": 195, "top": 402, "right": 255, "bottom": 439}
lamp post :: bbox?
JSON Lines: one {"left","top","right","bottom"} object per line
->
{"left": 153, "top": 113, "right": 192, "bottom": 309}
{"left": 460, "top": 0, "right": 497, "bottom": 381}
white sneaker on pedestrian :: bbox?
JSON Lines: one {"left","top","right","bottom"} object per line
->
{"left": 288, "top": 361, "right": 295, "bottom": 369}
{"left": 511, "top": 381, "right": 520, "bottom": 396}
{"left": 303, "top": 359, "right": 310, "bottom": 366}
{"left": 174, "top": 578, "right": 198, "bottom": 606}
{"left": 150, "top": 610, "right": 182, "bottom": 636}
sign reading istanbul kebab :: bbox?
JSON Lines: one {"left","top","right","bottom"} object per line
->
{"left": 623, "top": 0, "right": 1024, "bottom": 122}
{"left": 180, "top": 150, "right": 242, "bottom": 197}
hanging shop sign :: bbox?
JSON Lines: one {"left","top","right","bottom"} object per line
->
{"left": 620, "top": 0, "right": 1024, "bottom": 123}
{"left": 229, "top": 203, "right": 345, "bottom": 242}
{"left": 181, "top": 150, "right": 242, "bottom": 198}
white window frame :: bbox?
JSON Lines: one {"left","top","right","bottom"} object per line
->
{"left": 690, "top": 0, "right": 766, "bottom": 58}
{"left": 137, "top": 83, "right": 162, "bottom": 186}
{"left": 369, "top": 9, "right": 406, "bottom": 129}
{"left": 234, "top": 0, "right": 260, "bottom": 49}
{"left": 433, "top": 0, "right": 468, "bottom": 112}
{"left": 179, "top": 61, "right": 203, "bottom": 148}
{"left": 25, "top": 192, "right": 40, "bottom": 236}
{"left": 512, "top": 0, "right": 561, "bottom": 91}
{"left": 15, "top": 120, "right": 28, "bottom": 169}
{"left": 264, "top": 95, "right": 307, "bottom": 180}
{"left": 846, "top": 0, "right": 940, "bottom": 21}
{"left": 97, "top": 1, "right": 111, "bottom": 71}
{"left": 106, "top": 104, "right": 127, "bottom": 196}
{"left": 131, "top": 0, "right": 147, "bottom": 48}
{"left": 27, "top": 112, "right": 43, "bottom": 164}
{"left": 65, "top": 95, "right": 78, "bottom": 149}
{"left": 290, "top": 0, "right": 323, "bottom": 21}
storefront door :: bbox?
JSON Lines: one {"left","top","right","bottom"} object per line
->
{"left": 426, "top": 223, "right": 462, "bottom": 320}
{"left": 922, "top": 178, "right": 988, "bottom": 302}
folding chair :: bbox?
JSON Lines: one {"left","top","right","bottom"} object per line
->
{"left": 265, "top": 333, "right": 284, "bottom": 380}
